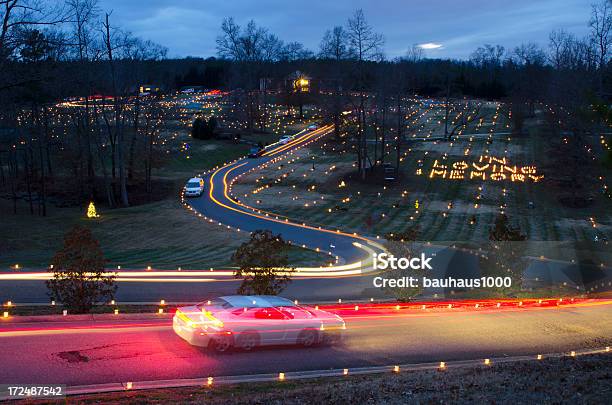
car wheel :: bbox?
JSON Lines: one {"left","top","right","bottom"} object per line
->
{"left": 237, "top": 332, "right": 260, "bottom": 351}
{"left": 210, "top": 334, "right": 232, "bottom": 353}
{"left": 323, "top": 333, "right": 342, "bottom": 346}
{"left": 298, "top": 329, "right": 318, "bottom": 347}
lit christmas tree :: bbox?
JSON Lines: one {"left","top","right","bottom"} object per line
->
{"left": 87, "top": 202, "right": 100, "bottom": 218}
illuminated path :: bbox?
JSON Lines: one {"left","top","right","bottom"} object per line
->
{"left": 184, "top": 125, "right": 386, "bottom": 274}
{"left": 0, "top": 300, "right": 610, "bottom": 386}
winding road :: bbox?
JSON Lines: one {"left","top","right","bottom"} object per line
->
{"left": 183, "top": 124, "right": 386, "bottom": 274}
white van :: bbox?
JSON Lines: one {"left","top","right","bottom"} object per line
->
{"left": 184, "top": 177, "right": 204, "bottom": 197}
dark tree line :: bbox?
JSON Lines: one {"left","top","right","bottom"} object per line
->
{"left": 1, "top": 2, "right": 610, "bottom": 214}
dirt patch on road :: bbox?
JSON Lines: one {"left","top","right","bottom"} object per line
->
{"left": 57, "top": 350, "right": 89, "bottom": 363}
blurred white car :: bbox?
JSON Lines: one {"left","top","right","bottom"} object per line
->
{"left": 307, "top": 123, "right": 319, "bottom": 130}
{"left": 278, "top": 135, "right": 293, "bottom": 145}
{"left": 173, "top": 295, "right": 346, "bottom": 352}
{"left": 184, "top": 177, "right": 204, "bottom": 197}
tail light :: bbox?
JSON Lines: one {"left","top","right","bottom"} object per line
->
{"left": 203, "top": 310, "right": 224, "bottom": 328}
{"left": 175, "top": 310, "right": 195, "bottom": 328}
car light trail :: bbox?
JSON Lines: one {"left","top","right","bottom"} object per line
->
{"left": 0, "top": 323, "right": 169, "bottom": 336}
{"left": 261, "top": 126, "right": 331, "bottom": 157}
{"left": 258, "top": 129, "right": 310, "bottom": 156}
{"left": 1, "top": 299, "right": 609, "bottom": 339}
{"left": 0, "top": 268, "right": 368, "bottom": 281}
{"left": 3, "top": 299, "right": 608, "bottom": 322}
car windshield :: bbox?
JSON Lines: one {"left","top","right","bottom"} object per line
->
{"left": 217, "top": 295, "right": 296, "bottom": 308}
{"left": 262, "top": 296, "right": 296, "bottom": 307}
{"left": 197, "top": 298, "right": 232, "bottom": 309}
{"left": 186, "top": 181, "right": 200, "bottom": 188}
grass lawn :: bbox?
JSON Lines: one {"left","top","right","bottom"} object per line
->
{"left": 0, "top": 198, "right": 327, "bottom": 270}
{"left": 163, "top": 139, "right": 251, "bottom": 178}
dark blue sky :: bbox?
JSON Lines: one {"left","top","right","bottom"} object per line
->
{"left": 99, "top": 0, "right": 592, "bottom": 59}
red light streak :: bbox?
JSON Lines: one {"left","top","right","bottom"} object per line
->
{"left": 2, "top": 298, "right": 606, "bottom": 336}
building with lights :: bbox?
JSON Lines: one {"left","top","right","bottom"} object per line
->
{"left": 139, "top": 84, "right": 161, "bottom": 96}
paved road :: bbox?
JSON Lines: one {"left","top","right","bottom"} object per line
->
{"left": 0, "top": 302, "right": 610, "bottom": 386}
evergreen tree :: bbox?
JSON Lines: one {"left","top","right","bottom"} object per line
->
{"left": 46, "top": 226, "right": 116, "bottom": 313}
{"left": 232, "top": 230, "right": 293, "bottom": 295}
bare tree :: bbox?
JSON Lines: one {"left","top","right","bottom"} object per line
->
{"left": 512, "top": 42, "right": 547, "bottom": 66}
{"left": 403, "top": 44, "right": 424, "bottom": 62}
{"left": 63, "top": 0, "right": 100, "bottom": 202}
{"left": 549, "top": 29, "right": 571, "bottom": 69}
{"left": 510, "top": 42, "right": 547, "bottom": 116}
{"left": 346, "top": 9, "right": 384, "bottom": 63}
{"left": 470, "top": 44, "right": 505, "bottom": 68}
{"left": 0, "top": 0, "right": 67, "bottom": 91}
{"left": 318, "top": 25, "right": 352, "bottom": 141}
{"left": 216, "top": 18, "right": 286, "bottom": 133}
{"left": 0, "top": 0, "right": 169, "bottom": 216}
{"left": 67, "top": 0, "right": 99, "bottom": 61}
{"left": 589, "top": 0, "right": 612, "bottom": 71}
{"left": 216, "top": 18, "right": 281, "bottom": 63}
{"left": 346, "top": 9, "right": 384, "bottom": 179}
{"left": 280, "top": 41, "right": 312, "bottom": 61}
{"left": 471, "top": 44, "right": 504, "bottom": 82}
{"left": 140, "top": 97, "right": 166, "bottom": 198}
{"left": 0, "top": 0, "right": 67, "bottom": 60}
{"left": 446, "top": 100, "right": 482, "bottom": 140}
{"left": 319, "top": 26, "right": 353, "bottom": 60}
{"left": 102, "top": 12, "right": 128, "bottom": 206}
{"left": 589, "top": 0, "right": 612, "bottom": 94}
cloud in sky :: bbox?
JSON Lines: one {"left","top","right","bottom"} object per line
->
{"left": 97, "top": 0, "right": 592, "bottom": 59}
{"left": 418, "top": 43, "right": 443, "bottom": 50}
